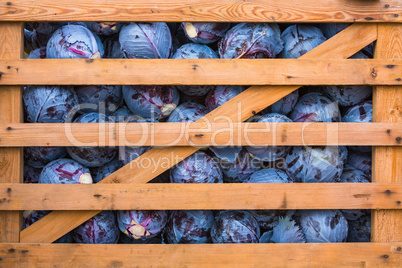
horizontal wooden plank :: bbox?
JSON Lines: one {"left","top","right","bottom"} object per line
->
{"left": 0, "top": 59, "right": 401, "bottom": 85}
{"left": 19, "top": 24, "right": 379, "bottom": 244}
{"left": 0, "top": 123, "right": 401, "bottom": 147}
{"left": 0, "top": 243, "right": 401, "bottom": 267}
{"left": 0, "top": 0, "right": 401, "bottom": 22}
{"left": 1, "top": 183, "right": 402, "bottom": 210}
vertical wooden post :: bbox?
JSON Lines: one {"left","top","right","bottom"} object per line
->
{"left": 372, "top": 23, "right": 402, "bottom": 242}
{"left": 0, "top": 22, "right": 24, "bottom": 243}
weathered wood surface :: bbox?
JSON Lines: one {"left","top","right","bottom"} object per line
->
{"left": 0, "top": 59, "right": 401, "bottom": 85}
{"left": 0, "top": 122, "right": 401, "bottom": 147}
{"left": 0, "top": 0, "right": 401, "bottom": 22}
{"left": 0, "top": 22, "right": 23, "bottom": 243}
{"left": 20, "top": 24, "right": 378, "bottom": 243}
{"left": 1, "top": 183, "right": 402, "bottom": 210}
{"left": 373, "top": 24, "right": 402, "bottom": 243}
{"left": 0, "top": 243, "right": 401, "bottom": 267}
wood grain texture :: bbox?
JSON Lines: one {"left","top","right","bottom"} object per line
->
{"left": 0, "top": 123, "right": 401, "bottom": 147}
{"left": 0, "top": 22, "right": 23, "bottom": 243}
{"left": 20, "top": 24, "right": 378, "bottom": 243}
{"left": 0, "top": 243, "right": 401, "bottom": 267}
{"left": 0, "top": 0, "right": 401, "bottom": 22}
{"left": 1, "top": 183, "right": 402, "bottom": 210}
{"left": 373, "top": 24, "right": 402, "bottom": 243}
{"left": 1, "top": 59, "right": 401, "bottom": 86}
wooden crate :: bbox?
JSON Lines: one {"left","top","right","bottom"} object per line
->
{"left": 0, "top": 0, "right": 401, "bottom": 266}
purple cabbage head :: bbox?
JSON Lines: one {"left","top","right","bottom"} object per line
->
{"left": 102, "top": 34, "right": 124, "bottom": 58}
{"left": 27, "top": 22, "right": 65, "bottom": 49}
{"left": 297, "top": 210, "right": 348, "bottom": 243}
{"left": 170, "top": 151, "right": 223, "bottom": 183}
{"left": 320, "top": 23, "right": 350, "bottom": 39}
{"left": 347, "top": 152, "right": 371, "bottom": 176}
{"left": 117, "top": 210, "right": 168, "bottom": 240}
{"left": 211, "top": 210, "right": 260, "bottom": 243}
{"left": 342, "top": 209, "right": 369, "bottom": 222}
{"left": 91, "top": 159, "right": 123, "bottom": 183}
{"left": 172, "top": 43, "right": 218, "bottom": 59}
{"left": 343, "top": 101, "right": 372, "bottom": 123}
{"left": 286, "top": 146, "right": 344, "bottom": 183}
{"left": 205, "top": 86, "right": 245, "bottom": 111}
{"left": 86, "top": 22, "right": 122, "bottom": 36}
{"left": 163, "top": 210, "right": 214, "bottom": 244}
{"left": 219, "top": 23, "right": 283, "bottom": 59}
{"left": 75, "top": 85, "right": 122, "bottom": 115}
{"left": 182, "top": 22, "right": 230, "bottom": 44}
{"left": 245, "top": 168, "right": 293, "bottom": 183}
{"left": 340, "top": 165, "right": 371, "bottom": 183}
{"left": 211, "top": 147, "right": 261, "bottom": 183}
{"left": 28, "top": 22, "right": 63, "bottom": 37}
{"left": 259, "top": 231, "right": 273, "bottom": 243}
{"left": 347, "top": 214, "right": 370, "bottom": 242}
{"left": 24, "top": 164, "right": 42, "bottom": 183}
{"left": 339, "top": 146, "right": 349, "bottom": 164}
{"left": 67, "top": 113, "right": 117, "bottom": 167}
{"left": 263, "top": 89, "right": 299, "bottom": 116}
{"left": 23, "top": 86, "right": 78, "bottom": 123}
{"left": 281, "top": 25, "right": 326, "bottom": 58}
{"left": 23, "top": 210, "right": 73, "bottom": 243}
{"left": 251, "top": 210, "right": 295, "bottom": 231}
{"left": 24, "top": 147, "right": 67, "bottom": 168}
{"left": 180, "top": 93, "right": 207, "bottom": 106}
{"left": 123, "top": 85, "right": 180, "bottom": 120}
{"left": 290, "top": 93, "right": 340, "bottom": 122}
{"left": 24, "top": 28, "right": 35, "bottom": 51}
{"left": 119, "top": 22, "right": 172, "bottom": 59}
{"left": 167, "top": 102, "right": 208, "bottom": 123}
{"left": 27, "top": 47, "right": 47, "bottom": 59}
{"left": 39, "top": 158, "right": 92, "bottom": 184}
{"left": 47, "top": 25, "right": 101, "bottom": 59}
{"left": 270, "top": 216, "right": 306, "bottom": 243}
{"left": 72, "top": 211, "right": 120, "bottom": 244}
{"left": 110, "top": 106, "right": 134, "bottom": 122}
{"left": 172, "top": 43, "right": 218, "bottom": 96}
{"left": 246, "top": 113, "right": 292, "bottom": 162}
{"left": 209, "top": 146, "right": 242, "bottom": 163}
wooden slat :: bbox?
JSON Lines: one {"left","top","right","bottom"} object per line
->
{"left": 0, "top": 243, "right": 401, "bottom": 267}
{"left": 20, "top": 24, "right": 378, "bottom": 243}
{"left": 1, "top": 183, "right": 402, "bottom": 210}
{"left": 373, "top": 24, "right": 402, "bottom": 243}
{"left": 0, "top": 59, "right": 401, "bottom": 85}
{"left": 0, "top": 22, "right": 23, "bottom": 243}
{"left": 0, "top": 0, "right": 401, "bottom": 22}
{"left": 0, "top": 122, "right": 401, "bottom": 147}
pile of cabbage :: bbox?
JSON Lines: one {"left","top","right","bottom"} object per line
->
{"left": 23, "top": 21, "right": 372, "bottom": 244}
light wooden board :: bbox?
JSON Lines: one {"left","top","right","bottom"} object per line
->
{"left": 1, "top": 183, "right": 402, "bottom": 210}
{"left": 0, "top": 22, "right": 23, "bottom": 243}
{"left": 0, "top": 59, "right": 401, "bottom": 85}
{"left": 20, "top": 24, "right": 378, "bottom": 243}
{"left": 372, "top": 24, "right": 402, "bottom": 243}
{"left": 0, "top": 122, "right": 401, "bottom": 147}
{"left": 0, "top": 243, "right": 401, "bottom": 267}
{"left": 0, "top": 0, "right": 401, "bottom": 22}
